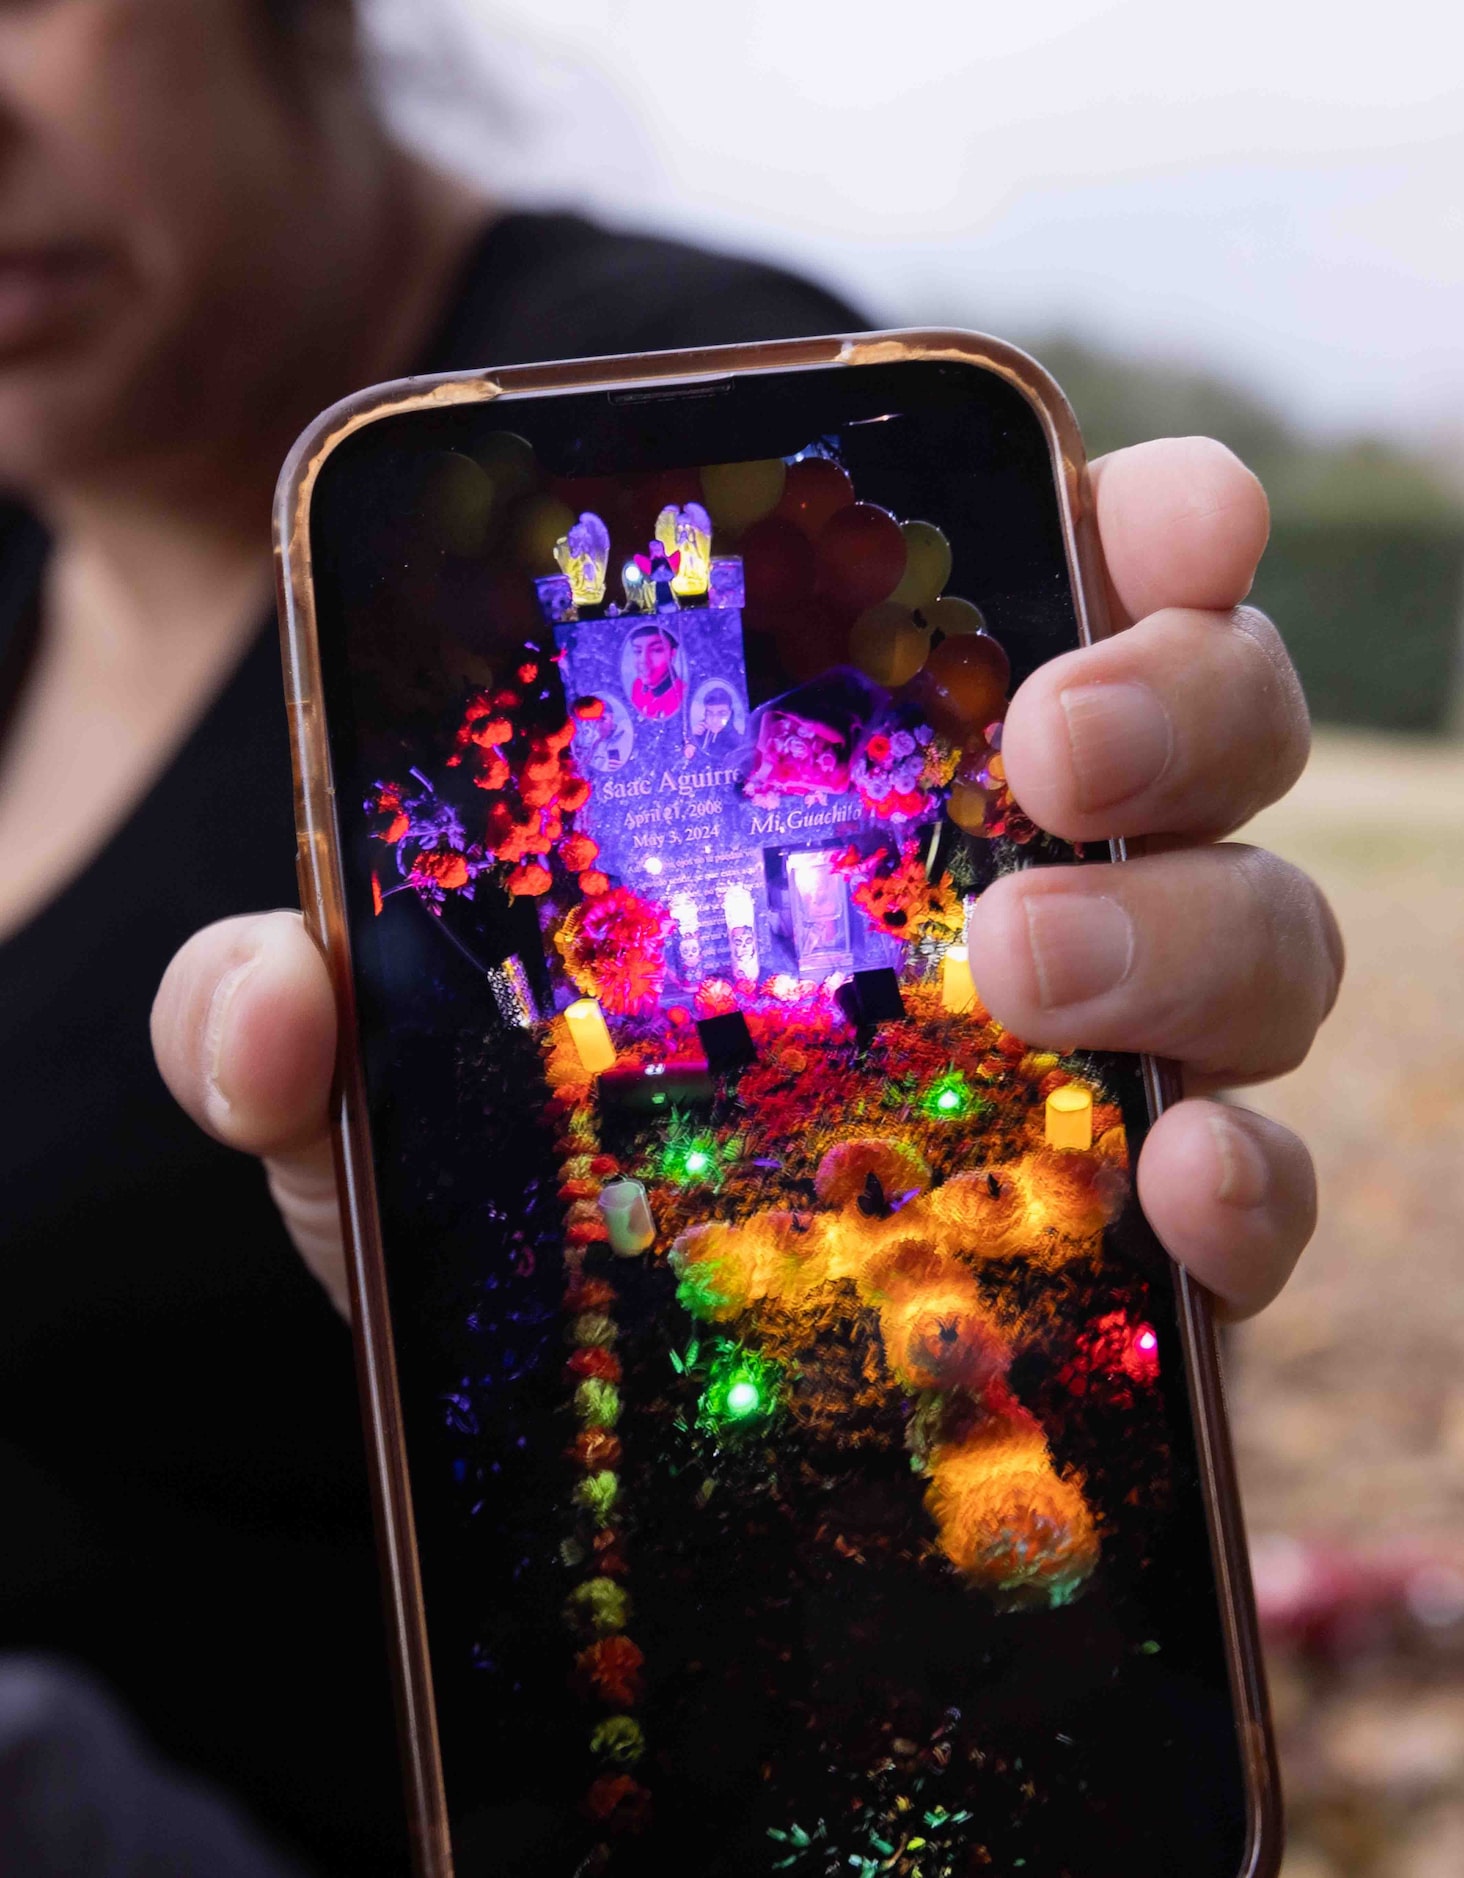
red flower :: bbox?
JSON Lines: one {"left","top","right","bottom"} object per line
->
{"left": 567, "top": 1347, "right": 622, "bottom": 1383}
{"left": 584, "top": 1775, "right": 652, "bottom": 1833}
{"left": 575, "top": 1637, "right": 644, "bottom": 1707}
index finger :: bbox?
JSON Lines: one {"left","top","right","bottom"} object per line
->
{"left": 1091, "top": 437, "right": 1271, "bottom": 625}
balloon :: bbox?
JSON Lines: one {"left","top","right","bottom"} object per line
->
{"left": 740, "top": 516, "right": 817, "bottom": 613}
{"left": 815, "top": 503, "right": 908, "bottom": 612}
{"left": 775, "top": 457, "right": 855, "bottom": 537}
{"left": 926, "top": 595, "right": 987, "bottom": 638}
{"left": 848, "top": 601, "right": 930, "bottom": 688}
{"left": 946, "top": 779, "right": 991, "bottom": 833}
{"left": 780, "top": 596, "right": 853, "bottom": 683}
{"left": 889, "top": 520, "right": 952, "bottom": 610}
{"left": 475, "top": 431, "right": 540, "bottom": 503}
{"left": 700, "top": 458, "right": 787, "bottom": 535}
{"left": 422, "top": 452, "right": 496, "bottom": 555}
{"left": 512, "top": 494, "right": 577, "bottom": 571}
{"left": 908, "top": 633, "right": 1011, "bottom": 739}
{"left": 623, "top": 467, "right": 702, "bottom": 545}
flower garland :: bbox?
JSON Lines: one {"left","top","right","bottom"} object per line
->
{"left": 543, "top": 1046, "right": 653, "bottom": 1858}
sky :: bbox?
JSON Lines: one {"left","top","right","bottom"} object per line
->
{"left": 364, "top": 0, "right": 1464, "bottom": 446}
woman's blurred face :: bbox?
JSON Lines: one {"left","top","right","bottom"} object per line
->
{"left": 0, "top": 0, "right": 362, "bottom": 491}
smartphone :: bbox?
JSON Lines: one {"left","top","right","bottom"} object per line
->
{"left": 275, "top": 332, "right": 1279, "bottom": 1878}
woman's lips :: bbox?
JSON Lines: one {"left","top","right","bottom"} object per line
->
{"left": 0, "top": 247, "right": 108, "bottom": 356}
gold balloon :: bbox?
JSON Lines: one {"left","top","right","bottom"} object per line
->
{"left": 890, "top": 520, "right": 952, "bottom": 611}
{"left": 700, "top": 458, "right": 787, "bottom": 536}
{"left": 848, "top": 601, "right": 930, "bottom": 688}
{"left": 925, "top": 595, "right": 987, "bottom": 637}
{"left": 946, "top": 779, "right": 990, "bottom": 833}
{"left": 422, "top": 452, "right": 496, "bottom": 556}
{"left": 513, "top": 495, "right": 576, "bottom": 571}
{"left": 475, "top": 431, "right": 540, "bottom": 502}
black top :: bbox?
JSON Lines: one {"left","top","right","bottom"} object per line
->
{"left": 0, "top": 212, "right": 858, "bottom": 1876}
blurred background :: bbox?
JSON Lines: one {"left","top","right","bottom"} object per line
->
{"left": 365, "top": 4, "right": 1464, "bottom": 1872}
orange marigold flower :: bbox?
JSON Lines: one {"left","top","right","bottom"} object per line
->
{"left": 565, "top": 1277, "right": 616, "bottom": 1311}
{"left": 559, "top": 833, "right": 599, "bottom": 873}
{"left": 567, "top": 1428, "right": 622, "bottom": 1471}
{"left": 559, "top": 776, "right": 591, "bottom": 812}
{"left": 472, "top": 752, "right": 510, "bottom": 792}
{"left": 578, "top": 870, "right": 609, "bottom": 897}
{"left": 506, "top": 859, "right": 553, "bottom": 897}
{"left": 416, "top": 850, "right": 469, "bottom": 891}
{"left": 567, "top": 1219, "right": 610, "bottom": 1244}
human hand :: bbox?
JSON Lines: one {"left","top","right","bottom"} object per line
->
{"left": 151, "top": 436, "right": 1335, "bottom": 1323}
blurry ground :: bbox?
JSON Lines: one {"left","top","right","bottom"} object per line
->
{"left": 1233, "top": 729, "right": 1464, "bottom": 1878}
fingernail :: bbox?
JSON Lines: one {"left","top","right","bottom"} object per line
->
{"left": 1059, "top": 681, "right": 1173, "bottom": 810}
{"left": 1023, "top": 893, "right": 1134, "bottom": 1009}
{"left": 202, "top": 948, "right": 263, "bottom": 1130}
{"left": 1209, "top": 1110, "right": 1271, "bottom": 1209}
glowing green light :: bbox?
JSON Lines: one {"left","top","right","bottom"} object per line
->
{"left": 725, "top": 1378, "right": 761, "bottom": 1417}
{"left": 922, "top": 1070, "right": 981, "bottom": 1122}
{"left": 684, "top": 1148, "right": 711, "bottom": 1176}
{"left": 695, "top": 1341, "right": 782, "bottom": 1435}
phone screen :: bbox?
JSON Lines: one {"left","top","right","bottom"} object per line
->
{"left": 306, "top": 358, "right": 1251, "bottom": 1877}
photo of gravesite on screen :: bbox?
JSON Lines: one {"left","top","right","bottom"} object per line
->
{"left": 306, "top": 367, "right": 1249, "bottom": 1878}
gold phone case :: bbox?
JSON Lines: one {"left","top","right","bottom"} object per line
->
{"left": 273, "top": 329, "right": 1281, "bottom": 1878}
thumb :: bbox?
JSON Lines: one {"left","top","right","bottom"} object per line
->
{"left": 151, "top": 910, "right": 349, "bottom": 1315}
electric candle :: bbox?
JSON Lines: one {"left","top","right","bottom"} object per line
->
{"left": 940, "top": 946, "right": 978, "bottom": 1013}
{"left": 670, "top": 892, "right": 703, "bottom": 981}
{"left": 565, "top": 997, "right": 616, "bottom": 1075}
{"left": 722, "top": 884, "right": 759, "bottom": 980}
{"left": 597, "top": 1177, "right": 655, "bottom": 1257}
{"left": 1045, "top": 1083, "right": 1094, "bottom": 1152}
